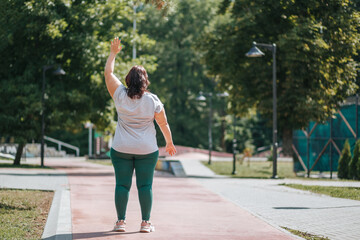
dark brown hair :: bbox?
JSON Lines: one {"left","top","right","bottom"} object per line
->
{"left": 125, "top": 65, "right": 150, "bottom": 99}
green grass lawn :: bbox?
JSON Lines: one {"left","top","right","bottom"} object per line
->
{"left": 282, "top": 184, "right": 360, "bottom": 201}
{"left": 0, "top": 189, "right": 54, "bottom": 239}
{"left": 204, "top": 161, "right": 296, "bottom": 178}
{"left": 87, "top": 159, "right": 112, "bottom": 166}
{"left": 282, "top": 226, "right": 330, "bottom": 240}
{"left": 0, "top": 162, "right": 52, "bottom": 169}
{"left": 204, "top": 160, "right": 360, "bottom": 181}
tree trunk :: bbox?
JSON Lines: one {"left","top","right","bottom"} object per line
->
{"left": 13, "top": 142, "right": 25, "bottom": 165}
{"left": 282, "top": 127, "right": 293, "bottom": 157}
{"left": 220, "top": 116, "right": 226, "bottom": 151}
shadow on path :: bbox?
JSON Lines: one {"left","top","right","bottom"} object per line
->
{"left": 42, "top": 231, "right": 141, "bottom": 240}
{"left": 72, "top": 231, "right": 140, "bottom": 239}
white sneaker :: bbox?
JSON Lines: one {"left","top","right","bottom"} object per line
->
{"left": 140, "top": 220, "right": 155, "bottom": 233}
{"left": 113, "top": 220, "right": 126, "bottom": 232}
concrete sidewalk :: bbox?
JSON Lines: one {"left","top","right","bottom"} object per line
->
{"left": 45, "top": 158, "right": 295, "bottom": 240}
{"left": 0, "top": 165, "right": 72, "bottom": 239}
{"left": 168, "top": 152, "right": 360, "bottom": 240}
{"left": 7, "top": 154, "right": 360, "bottom": 239}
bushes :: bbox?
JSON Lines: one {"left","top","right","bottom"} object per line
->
{"left": 348, "top": 139, "right": 360, "bottom": 180}
{"left": 337, "top": 139, "right": 360, "bottom": 180}
{"left": 337, "top": 140, "right": 351, "bottom": 179}
{"left": 357, "top": 155, "right": 360, "bottom": 181}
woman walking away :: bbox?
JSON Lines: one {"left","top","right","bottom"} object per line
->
{"left": 104, "top": 37, "right": 176, "bottom": 233}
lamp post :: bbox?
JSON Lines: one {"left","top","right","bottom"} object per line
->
{"left": 131, "top": 1, "right": 143, "bottom": 60}
{"left": 84, "top": 122, "right": 94, "bottom": 158}
{"left": 232, "top": 115, "right": 237, "bottom": 175}
{"left": 246, "top": 41, "right": 278, "bottom": 179}
{"left": 132, "top": 3, "right": 137, "bottom": 59}
{"left": 196, "top": 92, "right": 213, "bottom": 164}
{"left": 41, "top": 65, "right": 65, "bottom": 167}
{"left": 197, "top": 91, "right": 229, "bottom": 165}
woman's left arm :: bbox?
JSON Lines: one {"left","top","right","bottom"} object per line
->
{"left": 104, "top": 37, "right": 123, "bottom": 98}
{"left": 155, "top": 109, "right": 177, "bottom": 156}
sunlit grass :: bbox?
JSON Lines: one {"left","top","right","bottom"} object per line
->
{"left": 282, "top": 226, "right": 330, "bottom": 240}
{"left": 0, "top": 162, "right": 52, "bottom": 169}
{"left": 282, "top": 184, "right": 360, "bottom": 201}
{"left": 0, "top": 189, "right": 54, "bottom": 239}
{"left": 204, "top": 161, "right": 295, "bottom": 178}
{"left": 87, "top": 159, "right": 112, "bottom": 166}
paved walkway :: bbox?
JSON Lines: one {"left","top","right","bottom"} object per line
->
{"left": 0, "top": 167, "right": 68, "bottom": 191}
{"left": 2, "top": 154, "right": 360, "bottom": 240}
{"left": 198, "top": 178, "right": 360, "bottom": 240}
{"left": 168, "top": 155, "right": 360, "bottom": 240}
{"left": 47, "top": 158, "right": 295, "bottom": 240}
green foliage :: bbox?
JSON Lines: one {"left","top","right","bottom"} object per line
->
{"left": 349, "top": 139, "right": 360, "bottom": 179}
{"left": 338, "top": 140, "right": 351, "bottom": 179}
{"left": 201, "top": 0, "right": 360, "bottom": 154}
{"left": 0, "top": 0, "right": 158, "bottom": 156}
{"left": 140, "top": 0, "right": 224, "bottom": 148}
{"left": 224, "top": 113, "right": 272, "bottom": 153}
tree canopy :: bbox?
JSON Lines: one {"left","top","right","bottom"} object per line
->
{"left": 201, "top": 0, "right": 360, "bottom": 155}
{"left": 2, "top": 0, "right": 358, "bottom": 161}
{"left": 0, "top": 0, "right": 159, "bottom": 163}
{"left": 140, "top": 0, "right": 228, "bottom": 149}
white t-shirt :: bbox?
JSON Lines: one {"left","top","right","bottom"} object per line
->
{"left": 111, "top": 84, "right": 163, "bottom": 154}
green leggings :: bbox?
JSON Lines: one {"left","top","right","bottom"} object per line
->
{"left": 110, "top": 148, "right": 159, "bottom": 221}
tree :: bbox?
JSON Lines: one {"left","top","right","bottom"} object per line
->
{"left": 140, "top": 0, "right": 224, "bottom": 149}
{"left": 224, "top": 112, "right": 272, "bottom": 153}
{"left": 338, "top": 140, "right": 351, "bottom": 179}
{"left": 349, "top": 139, "right": 360, "bottom": 179}
{"left": 0, "top": 0, "right": 160, "bottom": 164}
{"left": 201, "top": 0, "right": 360, "bottom": 156}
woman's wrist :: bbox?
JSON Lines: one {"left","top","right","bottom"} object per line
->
{"left": 109, "top": 52, "right": 117, "bottom": 57}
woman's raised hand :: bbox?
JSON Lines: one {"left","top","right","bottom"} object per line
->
{"left": 110, "top": 37, "right": 122, "bottom": 55}
{"left": 165, "top": 142, "right": 177, "bottom": 156}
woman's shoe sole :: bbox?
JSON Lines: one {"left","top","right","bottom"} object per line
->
{"left": 140, "top": 226, "right": 155, "bottom": 233}
{"left": 114, "top": 228, "right": 125, "bottom": 232}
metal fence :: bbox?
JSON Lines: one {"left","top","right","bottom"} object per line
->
{"left": 292, "top": 95, "right": 359, "bottom": 177}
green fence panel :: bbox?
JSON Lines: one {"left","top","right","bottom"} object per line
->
{"left": 293, "top": 102, "right": 358, "bottom": 173}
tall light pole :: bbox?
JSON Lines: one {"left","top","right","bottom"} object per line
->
{"left": 196, "top": 92, "right": 213, "bottom": 164}
{"left": 197, "top": 91, "right": 229, "bottom": 165}
{"left": 246, "top": 41, "right": 278, "bottom": 179}
{"left": 41, "top": 65, "right": 65, "bottom": 167}
{"left": 84, "top": 122, "right": 94, "bottom": 158}
{"left": 132, "top": 3, "right": 137, "bottom": 59}
{"left": 232, "top": 115, "right": 237, "bottom": 175}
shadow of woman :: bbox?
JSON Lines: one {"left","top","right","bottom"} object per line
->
{"left": 72, "top": 230, "right": 140, "bottom": 239}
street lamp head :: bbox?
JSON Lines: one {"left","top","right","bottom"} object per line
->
{"left": 217, "top": 92, "right": 229, "bottom": 97}
{"left": 196, "top": 93, "right": 206, "bottom": 101}
{"left": 245, "top": 46, "right": 265, "bottom": 58}
{"left": 53, "top": 66, "right": 66, "bottom": 76}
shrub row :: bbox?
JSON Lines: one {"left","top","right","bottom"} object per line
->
{"left": 338, "top": 139, "right": 360, "bottom": 180}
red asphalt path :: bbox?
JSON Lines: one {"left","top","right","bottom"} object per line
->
{"left": 50, "top": 160, "right": 295, "bottom": 240}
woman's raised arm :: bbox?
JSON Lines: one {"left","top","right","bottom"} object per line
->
{"left": 104, "top": 37, "right": 123, "bottom": 98}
